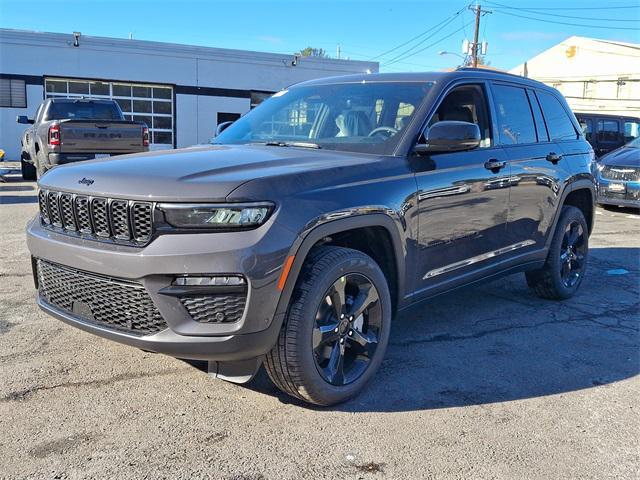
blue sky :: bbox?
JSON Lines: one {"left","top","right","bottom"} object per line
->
{"left": 1, "top": 0, "right": 638, "bottom": 72}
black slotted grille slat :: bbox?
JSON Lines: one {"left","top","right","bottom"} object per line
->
{"left": 91, "top": 198, "right": 110, "bottom": 237}
{"left": 47, "top": 191, "right": 62, "bottom": 227}
{"left": 59, "top": 193, "right": 76, "bottom": 231}
{"left": 37, "top": 189, "right": 154, "bottom": 246}
{"left": 38, "top": 190, "right": 50, "bottom": 224}
{"left": 74, "top": 196, "right": 92, "bottom": 233}
{"left": 110, "top": 200, "right": 131, "bottom": 240}
{"left": 37, "top": 259, "right": 167, "bottom": 336}
{"left": 131, "top": 203, "right": 153, "bottom": 242}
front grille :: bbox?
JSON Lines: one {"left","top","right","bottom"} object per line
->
{"left": 180, "top": 294, "right": 246, "bottom": 324}
{"left": 38, "top": 189, "right": 154, "bottom": 246}
{"left": 37, "top": 259, "right": 167, "bottom": 336}
{"left": 601, "top": 166, "right": 640, "bottom": 182}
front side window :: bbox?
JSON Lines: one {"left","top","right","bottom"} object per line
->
{"left": 536, "top": 91, "right": 578, "bottom": 141}
{"left": 428, "top": 84, "right": 492, "bottom": 147}
{"left": 214, "top": 82, "right": 433, "bottom": 155}
{"left": 492, "top": 84, "right": 537, "bottom": 145}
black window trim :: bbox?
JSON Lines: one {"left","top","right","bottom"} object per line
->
{"left": 533, "top": 88, "right": 580, "bottom": 143}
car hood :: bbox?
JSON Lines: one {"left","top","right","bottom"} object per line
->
{"left": 600, "top": 146, "right": 640, "bottom": 168}
{"left": 38, "top": 144, "right": 384, "bottom": 201}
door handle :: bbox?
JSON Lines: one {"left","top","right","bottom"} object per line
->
{"left": 484, "top": 159, "right": 506, "bottom": 172}
{"left": 546, "top": 152, "right": 562, "bottom": 164}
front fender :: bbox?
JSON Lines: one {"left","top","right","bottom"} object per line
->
{"left": 273, "top": 211, "right": 408, "bottom": 321}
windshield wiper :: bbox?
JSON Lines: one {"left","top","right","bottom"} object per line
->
{"left": 264, "top": 141, "right": 322, "bottom": 149}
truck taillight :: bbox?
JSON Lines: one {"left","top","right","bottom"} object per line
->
{"left": 48, "top": 125, "right": 61, "bottom": 146}
{"left": 142, "top": 127, "right": 149, "bottom": 147}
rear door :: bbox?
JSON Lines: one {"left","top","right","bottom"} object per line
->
{"left": 490, "top": 82, "right": 569, "bottom": 254}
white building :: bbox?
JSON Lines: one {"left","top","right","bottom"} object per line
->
{"left": 0, "top": 29, "right": 378, "bottom": 160}
{"left": 509, "top": 36, "right": 640, "bottom": 118}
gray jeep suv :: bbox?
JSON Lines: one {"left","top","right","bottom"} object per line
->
{"left": 27, "top": 70, "right": 596, "bottom": 406}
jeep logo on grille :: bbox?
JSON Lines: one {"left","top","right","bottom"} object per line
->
{"left": 78, "top": 177, "right": 95, "bottom": 186}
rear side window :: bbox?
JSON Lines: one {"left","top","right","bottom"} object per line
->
{"left": 492, "top": 84, "right": 537, "bottom": 145}
{"left": 536, "top": 91, "right": 577, "bottom": 141}
{"left": 46, "top": 101, "right": 122, "bottom": 121}
{"left": 597, "top": 120, "right": 620, "bottom": 142}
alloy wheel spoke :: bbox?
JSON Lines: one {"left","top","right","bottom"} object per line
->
{"left": 567, "top": 224, "right": 581, "bottom": 247}
{"left": 313, "top": 322, "right": 340, "bottom": 348}
{"left": 326, "top": 341, "right": 345, "bottom": 385}
{"left": 348, "top": 284, "right": 378, "bottom": 319}
{"left": 349, "top": 328, "right": 378, "bottom": 357}
{"left": 329, "top": 278, "right": 347, "bottom": 319}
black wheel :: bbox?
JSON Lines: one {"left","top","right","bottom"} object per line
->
{"left": 35, "top": 149, "right": 48, "bottom": 179}
{"left": 21, "top": 157, "right": 36, "bottom": 181}
{"left": 526, "top": 206, "right": 589, "bottom": 300}
{"left": 264, "top": 246, "right": 392, "bottom": 406}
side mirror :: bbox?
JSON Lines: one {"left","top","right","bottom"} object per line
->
{"left": 16, "top": 115, "right": 34, "bottom": 125}
{"left": 215, "top": 121, "right": 234, "bottom": 137}
{"left": 415, "top": 121, "right": 481, "bottom": 154}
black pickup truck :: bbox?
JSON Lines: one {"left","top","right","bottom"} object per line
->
{"left": 18, "top": 98, "right": 149, "bottom": 179}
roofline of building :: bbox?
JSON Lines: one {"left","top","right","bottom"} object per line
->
{"left": 0, "top": 28, "right": 378, "bottom": 69}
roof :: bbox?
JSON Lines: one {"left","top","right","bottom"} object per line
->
{"left": 294, "top": 68, "right": 550, "bottom": 89}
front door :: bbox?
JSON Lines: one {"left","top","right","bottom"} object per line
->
{"left": 413, "top": 83, "right": 511, "bottom": 295}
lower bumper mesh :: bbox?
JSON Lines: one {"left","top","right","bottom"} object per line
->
{"left": 180, "top": 294, "right": 246, "bottom": 324}
{"left": 36, "top": 259, "right": 167, "bottom": 336}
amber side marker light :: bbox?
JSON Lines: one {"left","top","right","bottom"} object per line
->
{"left": 278, "top": 256, "right": 295, "bottom": 291}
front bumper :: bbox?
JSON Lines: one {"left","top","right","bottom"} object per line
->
{"left": 27, "top": 216, "right": 297, "bottom": 361}
{"left": 597, "top": 178, "right": 640, "bottom": 208}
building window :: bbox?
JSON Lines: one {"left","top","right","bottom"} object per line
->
{"left": 0, "top": 78, "right": 27, "bottom": 108}
{"left": 583, "top": 80, "right": 595, "bottom": 99}
{"left": 217, "top": 112, "right": 241, "bottom": 125}
{"left": 44, "top": 78, "right": 174, "bottom": 147}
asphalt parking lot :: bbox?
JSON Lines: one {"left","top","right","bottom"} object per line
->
{"left": 0, "top": 165, "right": 638, "bottom": 480}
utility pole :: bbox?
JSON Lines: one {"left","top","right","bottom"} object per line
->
{"left": 468, "top": 4, "right": 491, "bottom": 68}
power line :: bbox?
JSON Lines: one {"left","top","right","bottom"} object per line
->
{"left": 380, "top": 14, "right": 464, "bottom": 65}
{"left": 485, "top": 1, "right": 639, "bottom": 22}
{"left": 485, "top": 3, "right": 639, "bottom": 10}
{"left": 383, "top": 22, "right": 472, "bottom": 66}
{"left": 368, "top": 7, "right": 466, "bottom": 60}
{"left": 493, "top": 9, "right": 640, "bottom": 31}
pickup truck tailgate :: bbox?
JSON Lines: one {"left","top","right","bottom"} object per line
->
{"left": 59, "top": 119, "right": 146, "bottom": 154}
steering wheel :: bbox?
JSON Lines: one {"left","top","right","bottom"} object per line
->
{"left": 368, "top": 126, "right": 398, "bottom": 139}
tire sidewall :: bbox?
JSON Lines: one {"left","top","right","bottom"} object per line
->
{"left": 289, "top": 250, "right": 392, "bottom": 405}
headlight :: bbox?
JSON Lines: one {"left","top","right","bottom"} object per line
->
{"left": 157, "top": 202, "right": 273, "bottom": 229}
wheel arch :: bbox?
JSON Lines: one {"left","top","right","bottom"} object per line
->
{"left": 545, "top": 178, "right": 596, "bottom": 250}
{"left": 274, "top": 213, "right": 407, "bottom": 321}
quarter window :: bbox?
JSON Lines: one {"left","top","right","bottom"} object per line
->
{"left": 492, "top": 84, "right": 537, "bottom": 145}
{"left": 536, "top": 91, "right": 577, "bottom": 141}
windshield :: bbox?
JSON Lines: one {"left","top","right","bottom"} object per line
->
{"left": 627, "top": 136, "right": 640, "bottom": 148}
{"left": 213, "top": 81, "right": 433, "bottom": 155}
{"left": 47, "top": 101, "right": 122, "bottom": 121}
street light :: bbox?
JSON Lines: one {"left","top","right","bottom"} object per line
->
{"left": 438, "top": 51, "right": 466, "bottom": 60}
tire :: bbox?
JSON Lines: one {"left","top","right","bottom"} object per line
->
{"left": 21, "top": 157, "right": 36, "bottom": 181}
{"left": 265, "top": 246, "right": 392, "bottom": 406}
{"left": 35, "top": 149, "right": 48, "bottom": 179}
{"left": 526, "top": 205, "right": 589, "bottom": 300}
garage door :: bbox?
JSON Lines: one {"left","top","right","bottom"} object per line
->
{"left": 44, "top": 78, "right": 174, "bottom": 149}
